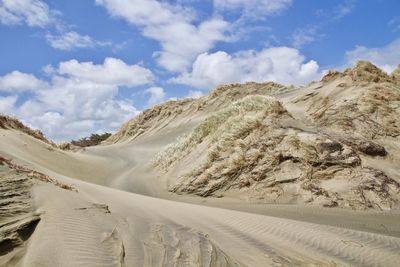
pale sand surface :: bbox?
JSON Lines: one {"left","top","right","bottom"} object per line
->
{"left": 1, "top": 128, "right": 400, "bottom": 266}
{"left": 2, "top": 63, "right": 400, "bottom": 266}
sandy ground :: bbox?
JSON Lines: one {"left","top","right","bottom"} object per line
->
{"left": 1, "top": 127, "right": 400, "bottom": 267}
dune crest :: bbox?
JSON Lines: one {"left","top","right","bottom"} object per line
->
{"left": 0, "top": 116, "right": 52, "bottom": 145}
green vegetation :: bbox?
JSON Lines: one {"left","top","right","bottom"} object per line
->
{"left": 153, "top": 95, "right": 281, "bottom": 170}
{"left": 71, "top": 132, "right": 112, "bottom": 147}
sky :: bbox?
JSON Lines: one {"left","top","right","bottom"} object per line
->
{"left": 0, "top": 0, "right": 399, "bottom": 141}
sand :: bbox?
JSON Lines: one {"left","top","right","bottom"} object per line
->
{"left": 1, "top": 126, "right": 400, "bottom": 266}
{"left": 1, "top": 61, "right": 400, "bottom": 266}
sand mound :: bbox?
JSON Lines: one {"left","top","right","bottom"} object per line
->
{"left": 154, "top": 96, "right": 400, "bottom": 209}
{"left": 154, "top": 95, "right": 285, "bottom": 170}
{"left": 2, "top": 61, "right": 400, "bottom": 265}
{"left": 152, "top": 61, "right": 400, "bottom": 210}
{"left": 111, "top": 61, "right": 399, "bottom": 145}
{"left": 202, "top": 81, "right": 290, "bottom": 106}
{"left": 302, "top": 62, "right": 400, "bottom": 139}
{"left": 0, "top": 115, "right": 52, "bottom": 145}
{"left": 344, "top": 60, "right": 395, "bottom": 83}
{"left": 107, "top": 82, "right": 291, "bottom": 144}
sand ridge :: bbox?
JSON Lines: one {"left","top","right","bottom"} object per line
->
{"left": 1, "top": 61, "right": 400, "bottom": 266}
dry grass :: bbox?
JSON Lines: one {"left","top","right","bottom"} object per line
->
{"left": 169, "top": 119, "right": 400, "bottom": 209}
{"left": 153, "top": 95, "right": 284, "bottom": 170}
{"left": 154, "top": 73, "right": 400, "bottom": 209}
{"left": 109, "top": 82, "right": 292, "bottom": 143}
{"left": 310, "top": 82, "right": 400, "bottom": 139}
{"left": 0, "top": 114, "right": 53, "bottom": 145}
{"left": 344, "top": 60, "right": 395, "bottom": 83}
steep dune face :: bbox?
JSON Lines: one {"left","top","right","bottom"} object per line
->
{"left": 294, "top": 61, "right": 400, "bottom": 139}
{"left": 153, "top": 61, "right": 400, "bottom": 210}
{"left": 0, "top": 116, "right": 52, "bottom": 145}
{"left": 0, "top": 156, "right": 76, "bottom": 266}
{"left": 0, "top": 164, "right": 38, "bottom": 265}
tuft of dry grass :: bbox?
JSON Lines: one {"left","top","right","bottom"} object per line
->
{"left": 153, "top": 95, "right": 285, "bottom": 170}
{"left": 109, "top": 81, "right": 292, "bottom": 144}
{"left": 0, "top": 114, "right": 53, "bottom": 145}
{"left": 344, "top": 61, "right": 394, "bottom": 83}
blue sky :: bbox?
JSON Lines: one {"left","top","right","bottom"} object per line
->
{"left": 0, "top": 0, "right": 399, "bottom": 141}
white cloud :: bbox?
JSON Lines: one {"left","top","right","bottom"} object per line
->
{"left": 96, "top": 0, "right": 231, "bottom": 72}
{"left": 186, "top": 90, "right": 203, "bottom": 99}
{"left": 0, "top": 0, "right": 55, "bottom": 27}
{"left": 345, "top": 38, "right": 400, "bottom": 73}
{"left": 291, "top": 27, "right": 318, "bottom": 48}
{"left": 0, "top": 95, "right": 17, "bottom": 113}
{"left": 46, "top": 31, "right": 111, "bottom": 51}
{"left": 145, "top": 87, "right": 166, "bottom": 106}
{"left": 2, "top": 58, "right": 153, "bottom": 141}
{"left": 333, "top": 0, "right": 355, "bottom": 20}
{"left": 172, "top": 47, "right": 322, "bottom": 89}
{"left": 57, "top": 57, "right": 154, "bottom": 86}
{"left": 0, "top": 71, "right": 46, "bottom": 92}
{"left": 214, "top": 0, "right": 292, "bottom": 17}
{"left": 0, "top": 1, "right": 106, "bottom": 53}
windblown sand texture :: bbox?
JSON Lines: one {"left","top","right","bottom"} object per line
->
{"left": 1, "top": 61, "right": 400, "bottom": 266}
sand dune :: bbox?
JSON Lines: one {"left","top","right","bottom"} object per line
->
{"left": 3, "top": 157, "right": 400, "bottom": 266}
{"left": 1, "top": 61, "right": 400, "bottom": 266}
{"left": 148, "top": 62, "right": 400, "bottom": 210}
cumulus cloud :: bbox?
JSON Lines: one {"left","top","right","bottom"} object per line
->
{"left": 95, "top": 0, "right": 231, "bottom": 72}
{"left": 214, "top": 0, "right": 292, "bottom": 17}
{"left": 46, "top": 31, "right": 111, "bottom": 51}
{"left": 1, "top": 58, "right": 153, "bottom": 141}
{"left": 0, "top": 71, "right": 46, "bottom": 92}
{"left": 171, "top": 47, "right": 322, "bottom": 89}
{"left": 145, "top": 87, "right": 166, "bottom": 106}
{"left": 57, "top": 57, "right": 154, "bottom": 86}
{"left": 0, "top": 95, "right": 17, "bottom": 113}
{"left": 0, "top": 0, "right": 56, "bottom": 27}
{"left": 345, "top": 38, "right": 400, "bottom": 73}
{"left": 186, "top": 90, "right": 204, "bottom": 99}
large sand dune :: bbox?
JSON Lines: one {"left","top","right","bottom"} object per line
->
{"left": 1, "top": 61, "right": 400, "bottom": 266}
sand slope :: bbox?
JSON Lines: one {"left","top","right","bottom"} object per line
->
{"left": 2, "top": 156, "right": 400, "bottom": 266}
{"left": 1, "top": 61, "right": 400, "bottom": 266}
{"left": 1, "top": 116, "right": 400, "bottom": 266}
{"left": 150, "top": 62, "right": 400, "bottom": 210}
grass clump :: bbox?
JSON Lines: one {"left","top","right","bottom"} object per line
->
{"left": 70, "top": 132, "right": 112, "bottom": 147}
{"left": 0, "top": 114, "right": 52, "bottom": 145}
{"left": 153, "top": 95, "right": 283, "bottom": 170}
